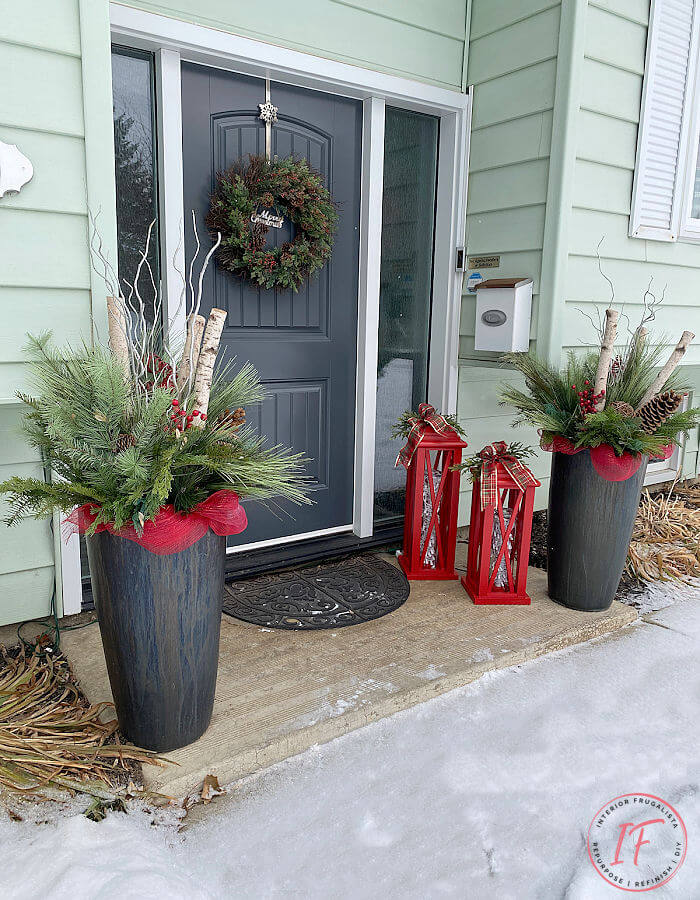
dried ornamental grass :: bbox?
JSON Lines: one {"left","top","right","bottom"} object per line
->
{"left": 626, "top": 487, "right": 700, "bottom": 582}
{"left": 0, "top": 643, "right": 167, "bottom": 800}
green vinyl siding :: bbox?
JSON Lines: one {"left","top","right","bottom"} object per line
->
{"left": 460, "top": 2, "right": 561, "bottom": 360}
{"left": 564, "top": 0, "right": 700, "bottom": 478}
{"left": 122, "top": 0, "right": 469, "bottom": 88}
{"left": 0, "top": 0, "right": 113, "bottom": 624}
{"left": 455, "top": 1, "right": 562, "bottom": 521}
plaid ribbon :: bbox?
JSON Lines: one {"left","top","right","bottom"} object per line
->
{"left": 478, "top": 441, "right": 539, "bottom": 510}
{"left": 395, "top": 403, "right": 452, "bottom": 469}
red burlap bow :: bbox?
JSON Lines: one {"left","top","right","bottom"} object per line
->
{"left": 63, "top": 489, "right": 247, "bottom": 555}
{"left": 478, "top": 441, "right": 539, "bottom": 510}
{"left": 395, "top": 403, "right": 453, "bottom": 469}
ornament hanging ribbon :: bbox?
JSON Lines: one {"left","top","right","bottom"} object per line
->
{"left": 395, "top": 403, "right": 453, "bottom": 469}
{"left": 258, "top": 79, "right": 278, "bottom": 162}
{"left": 478, "top": 441, "right": 539, "bottom": 510}
{"left": 63, "top": 489, "right": 247, "bottom": 556}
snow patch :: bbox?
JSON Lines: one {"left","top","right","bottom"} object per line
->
{"left": 415, "top": 664, "right": 446, "bottom": 680}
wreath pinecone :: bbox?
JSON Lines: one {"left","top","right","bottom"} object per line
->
{"left": 636, "top": 391, "right": 683, "bottom": 434}
{"left": 207, "top": 155, "right": 338, "bottom": 292}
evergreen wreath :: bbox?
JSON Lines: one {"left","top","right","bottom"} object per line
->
{"left": 207, "top": 154, "right": 338, "bottom": 292}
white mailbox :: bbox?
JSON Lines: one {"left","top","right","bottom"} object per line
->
{"left": 474, "top": 277, "right": 533, "bottom": 352}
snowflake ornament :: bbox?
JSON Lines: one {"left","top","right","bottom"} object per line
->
{"left": 258, "top": 101, "right": 278, "bottom": 124}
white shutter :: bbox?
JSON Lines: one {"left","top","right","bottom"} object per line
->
{"left": 630, "top": 0, "right": 699, "bottom": 241}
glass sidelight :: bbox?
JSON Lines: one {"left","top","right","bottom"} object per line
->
{"left": 373, "top": 106, "right": 439, "bottom": 524}
{"left": 111, "top": 45, "right": 160, "bottom": 321}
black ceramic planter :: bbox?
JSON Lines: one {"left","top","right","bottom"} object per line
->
{"left": 86, "top": 529, "right": 225, "bottom": 752}
{"left": 547, "top": 449, "right": 646, "bottom": 612}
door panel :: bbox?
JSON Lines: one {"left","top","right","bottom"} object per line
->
{"left": 181, "top": 63, "right": 362, "bottom": 546}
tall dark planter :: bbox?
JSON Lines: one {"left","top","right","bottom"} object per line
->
{"left": 547, "top": 449, "right": 646, "bottom": 612}
{"left": 86, "top": 530, "right": 225, "bottom": 752}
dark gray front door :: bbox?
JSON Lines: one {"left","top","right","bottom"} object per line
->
{"left": 181, "top": 63, "right": 362, "bottom": 546}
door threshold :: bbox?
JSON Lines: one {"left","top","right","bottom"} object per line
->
{"left": 226, "top": 525, "right": 352, "bottom": 555}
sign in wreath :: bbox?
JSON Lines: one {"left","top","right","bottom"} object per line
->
{"left": 207, "top": 155, "right": 338, "bottom": 292}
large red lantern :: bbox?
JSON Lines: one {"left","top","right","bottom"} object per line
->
{"left": 395, "top": 405, "right": 468, "bottom": 580}
{"left": 462, "top": 442, "right": 540, "bottom": 604}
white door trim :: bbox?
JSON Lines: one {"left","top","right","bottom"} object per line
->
{"left": 354, "top": 97, "right": 385, "bottom": 538}
{"left": 110, "top": 3, "right": 470, "bottom": 547}
{"left": 154, "top": 48, "right": 187, "bottom": 337}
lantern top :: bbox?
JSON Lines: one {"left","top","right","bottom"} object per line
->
{"left": 410, "top": 428, "right": 468, "bottom": 450}
{"left": 474, "top": 459, "right": 540, "bottom": 490}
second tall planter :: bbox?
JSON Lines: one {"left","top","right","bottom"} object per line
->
{"left": 547, "top": 449, "right": 646, "bottom": 611}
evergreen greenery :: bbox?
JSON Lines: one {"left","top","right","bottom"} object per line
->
{"left": 500, "top": 339, "right": 700, "bottom": 457}
{"left": 391, "top": 409, "right": 466, "bottom": 441}
{"left": 0, "top": 336, "right": 310, "bottom": 532}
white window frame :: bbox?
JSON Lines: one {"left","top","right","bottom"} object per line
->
{"left": 679, "top": 25, "right": 700, "bottom": 242}
{"left": 110, "top": 3, "right": 471, "bottom": 546}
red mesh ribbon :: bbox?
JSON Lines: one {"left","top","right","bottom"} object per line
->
{"left": 540, "top": 434, "right": 642, "bottom": 482}
{"left": 478, "top": 441, "right": 539, "bottom": 510}
{"left": 649, "top": 443, "right": 674, "bottom": 461}
{"left": 589, "top": 445, "right": 642, "bottom": 481}
{"left": 395, "top": 403, "right": 453, "bottom": 469}
{"left": 64, "top": 489, "right": 247, "bottom": 555}
{"left": 539, "top": 434, "right": 582, "bottom": 455}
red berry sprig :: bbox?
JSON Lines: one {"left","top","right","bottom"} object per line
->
{"left": 164, "top": 398, "right": 207, "bottom": 434}
{"left": 571, "top": 380, "right": 605, "bottom": 415}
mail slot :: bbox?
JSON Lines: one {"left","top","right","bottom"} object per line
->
{"left": 474, "top": 277, "right": 533, "bottom": 352}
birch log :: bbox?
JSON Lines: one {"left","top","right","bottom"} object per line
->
{"left": 636, "top": 330, "right": 695, "bottom": 409}
{"left": 191, "top": 308, "right": 227, "bottom": 426}
{"left": 176, "top": 313, "right": 206, "bottom": 394}
{"left": 593, "top": 308, "right": 619, "bottom": 410}
{"left": 106, "top": 295, "right": 130, "bottom": 377}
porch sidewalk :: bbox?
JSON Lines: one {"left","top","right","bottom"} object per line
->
{"left": 60, "top": 559, "right": 636, "bottom": 798}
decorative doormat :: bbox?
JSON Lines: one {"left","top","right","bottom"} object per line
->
{"left": 223, "top": 554, "right": 409, "bottom": 630}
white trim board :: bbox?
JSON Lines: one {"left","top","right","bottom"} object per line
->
{"left": 110, "top": 3, "right": 471, "bottom": 549}
{"left": 110, "top": 4, "right": 471, "bottom": 113}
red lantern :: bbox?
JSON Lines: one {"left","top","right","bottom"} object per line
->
{"left": 397, "top": 424, "right": 468, "bottom": 581}
{"left": 462, "top": 444, "right": 540, "bottom": 604}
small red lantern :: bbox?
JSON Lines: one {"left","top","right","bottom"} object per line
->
{"left": 396, "top": 405, "right": 468, "bottom": 580}
{"left": 462, "top": 442, "right": 540, "bottom": 604}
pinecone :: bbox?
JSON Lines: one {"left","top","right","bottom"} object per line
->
{"left": 635, "top": 391, "right": 682, "bottom": 434}
{"left": 114, "top": 433, "right": 136, "bottom": 453}
{"left": 611, "top": 400, "right": 635, "bottom": 418}
{"left": 216, "top": 407, "right": 246, "bottom": 431}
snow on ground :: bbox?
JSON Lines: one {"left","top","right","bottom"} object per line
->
{"left": 2, "top": 583, "right": 699, "bottom": 900}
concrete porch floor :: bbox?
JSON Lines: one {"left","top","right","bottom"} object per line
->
{"left": 60, "top": 558, "right": 636, "bottom": 798}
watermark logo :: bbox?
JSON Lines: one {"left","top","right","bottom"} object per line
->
{"left": 587, "top": 794, "right": 687, "bottom": 891}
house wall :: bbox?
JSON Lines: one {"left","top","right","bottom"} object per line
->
{"left": 457, "top": 1, "right": 563, "bottom": 520}
{"left": 564, "top": 0, "right": 700, "bottom": 477}
{"left": 0, "top": 0, "right": 114, "bottom": 625}
{"left": 121, "top": 1, "right": 470, "bottom": 89}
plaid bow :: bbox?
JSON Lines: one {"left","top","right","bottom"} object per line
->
{"left": 478, "top": 441, "right": 539, "bottom": 510}
{"left": 395, "top": 403, "right": 452, "bottom": 469}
